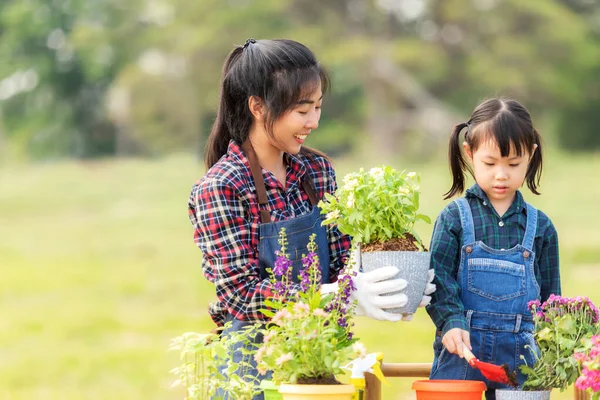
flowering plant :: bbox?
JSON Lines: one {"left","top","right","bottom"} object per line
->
{"left": 574, "top": 335, "right": 600, "bottom": 399}
{"left": 520, "top": 295, "right": 600, "bottom": 391}
{"left": 255, "top": 228, "right": 365, "bottom": 384}
{"left": 318, "top": 165, "right": 430, "bottom": 249}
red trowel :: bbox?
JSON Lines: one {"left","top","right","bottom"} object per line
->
{"left": 463, "top": 347, "right": 518, "bottom": 387}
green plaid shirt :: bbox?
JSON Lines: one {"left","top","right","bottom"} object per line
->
{"left": 426, "top": 184, "right": 561, "bottom": 336}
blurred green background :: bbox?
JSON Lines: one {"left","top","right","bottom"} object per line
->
{"left": 1, "top": 0, "right": 600, "bottom": 399}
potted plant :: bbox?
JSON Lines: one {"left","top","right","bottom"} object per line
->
{"left": 574, "top": 334, "right": 600, "bottom": 399}
{"left": 496, "top": 295, "right": 600, "bottom": 400}
{"left": 169, "top": 323, "right": 262, "bottom": 400}
{"left": 318, "top": 165, "right": 431, "bottom": 314}
{"left": 255, "top": 228, "right": 372, "bottom": 399}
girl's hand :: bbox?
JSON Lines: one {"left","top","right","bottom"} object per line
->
{"left": 442, "top": 328, "right": 471, "bottom": 358}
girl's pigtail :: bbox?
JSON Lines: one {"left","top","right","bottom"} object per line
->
{"left": 204, "top": 46, "right": 244, "bottom": 169}
{"left": 444, "top": 122, "right": 470, "bottom": 199}
{"left": 526, "top": 127, "right": 544, "bottom": 195}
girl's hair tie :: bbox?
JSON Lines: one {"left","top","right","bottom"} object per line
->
{"left": 243, "top": 38, "right": 257, "bottom": 49}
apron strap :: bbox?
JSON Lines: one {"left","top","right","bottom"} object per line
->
{"left": 241, "top": 140, "right": 320, "bottom": 224}
{"left": 242, "top": 140, "right": 272, "bottom": 224}
{"left": 301, "top": 178, "right": 319, "bottom": 207}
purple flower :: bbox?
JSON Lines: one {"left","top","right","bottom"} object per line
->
{"left": 273, "top": 254, "right": 293, "bottom": 295}
{"left": 300, "top": 251, "right": 321, "bottom": 292}
{"left": 273, "top": 253, "right": 292, "bottom": 277}
{"left": 528, "top": 299, "right": 541, "bottom": 311}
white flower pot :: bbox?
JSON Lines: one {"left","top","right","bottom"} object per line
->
{"left": 360, "top": 250, "right": 431, "bottom": 314}
{"left": 495, "top": 389, "right": 551, "bottom": 400}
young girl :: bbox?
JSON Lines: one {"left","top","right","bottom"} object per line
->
{"left": 188, "top": 38, "right": 421, "bottom": 399}
{"left": 426, "top": 98, "right": 561, "bottom": 400}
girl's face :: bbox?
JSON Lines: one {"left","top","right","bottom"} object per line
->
{"left": 464, "top": 138, "right": 536, "bottom": 206}
{"left": 270, "top": 86, "right": 322, "bottom": 155}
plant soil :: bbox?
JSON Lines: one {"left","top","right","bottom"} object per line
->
{"left": 297, "top": 375, "right": 341, "bottom": 385}
{"left": 361, "top": 233, "right": 427, "bottom": 252}
{"left": 501, "top": 364, "right": 519, "bottom": 388}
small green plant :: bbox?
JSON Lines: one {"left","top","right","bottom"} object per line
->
{"left": 318, "top": 166, "right": 430, "bottom": 247}
{"left": 169, "top": 323, "right": 262, "bottom": 400}
{"left": 520, "top": 295, "right": 600, "bottom": 391}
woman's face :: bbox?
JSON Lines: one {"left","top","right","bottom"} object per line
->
{"left": 269, "top": 86, "right": 322, "bottom": 155}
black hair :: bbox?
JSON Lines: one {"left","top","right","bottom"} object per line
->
{"left": 204, "top": 39, "right": 330, "bottom": 169}
{"left": 445, "top": 97, "right": 543, "bottom": 199}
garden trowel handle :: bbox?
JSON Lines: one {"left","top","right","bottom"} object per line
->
{"left": 463, "top": 346, "right": 477, "bottom": 367}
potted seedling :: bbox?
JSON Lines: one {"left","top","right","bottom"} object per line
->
{"left": 319, "top": 166, "right": 431, "bottom": 314}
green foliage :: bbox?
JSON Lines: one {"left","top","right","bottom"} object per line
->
{"left": 319, "top": 166, "right": 431, "bottom": 246}
{"left": 0, "top": 0, "right": 136, "bottom": 158}
{"left": 169, "top": 332, "right": 224, "bottom": 399}
{"left": 169, "top": 323, "right": 262, "bottom": 400}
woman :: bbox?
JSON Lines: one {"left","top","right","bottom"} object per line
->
{"left": 188, "top": 38, "right": 433, "bottom": 398}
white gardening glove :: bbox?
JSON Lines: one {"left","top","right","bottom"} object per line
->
{"left": 321, "top": 267, "right": 408, "bottom": 322}
{"left": 353, "top": 266, "right": 409, "bottom": 321}
{"left": 400, "top": 268, "right": 436, "bottom": 321}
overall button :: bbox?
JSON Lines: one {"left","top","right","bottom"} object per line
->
{"left": 523, "top": 251, "right": 530, "bottom": 258}
{"left": 465, "top": 246, "right": 472, "bottom": 254}
{"left": 498, "top": 221, "right": 505, "bottom": 227}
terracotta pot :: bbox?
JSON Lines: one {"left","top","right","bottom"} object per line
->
{"left": 278, "top": 383, "right": 355, "bottom": 400}
{"left": 495, "top": 389, "right": 551, "bottom": 399}
{"left": 412, "top": 379, "right": 487, "bottom": 400}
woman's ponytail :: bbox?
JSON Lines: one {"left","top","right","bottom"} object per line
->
{"left": 204, "top": 46, "right": 244, "bottom": 169}
{"left": 444, "top": 122, "right": 470, "bottom": 199}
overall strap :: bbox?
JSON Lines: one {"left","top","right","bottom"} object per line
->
{"left": 522, "top": 203, "right": 538, "bottom": 250}
{"left": 455, "top": 198, "right": 476, "bottom": 244}
{"left": 241, "top": 140, "right": 271, "bottom": 224}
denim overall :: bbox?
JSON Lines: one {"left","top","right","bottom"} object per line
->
{"left": 218, "top": 141, "right": 331, "bottom": 400}
{"left": 430, "top": 198, "right": 540, "bottom": 400}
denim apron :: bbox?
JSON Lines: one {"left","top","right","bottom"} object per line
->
{"left": 430, "top": 198, "right": 540, "bottom": 400}
{"left": 218, "top": 141, "right": 331, "bottom": 400}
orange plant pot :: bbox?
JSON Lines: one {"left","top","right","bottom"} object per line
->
{"left": 412, "top": 379, "right": 487, "bottom": 400}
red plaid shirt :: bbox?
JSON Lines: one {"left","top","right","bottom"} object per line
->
{"left": 188, "top": 141, "right": 351, "bottom": 326}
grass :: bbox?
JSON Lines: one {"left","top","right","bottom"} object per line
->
{"left": 0, "top": 150, "right": 599, "bottom": 399}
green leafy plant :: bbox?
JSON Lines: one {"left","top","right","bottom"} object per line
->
{"left": 255, "top": 229, "right": 365, "bottom": 384}
{"left": 318, "top": 166, "right": 430, "bottom": 247}
{"left": 169, "top": 323, "right": 262, "bottom": 400}
{"left": 520, "top": 295, "right": 600, "bottom": 391}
